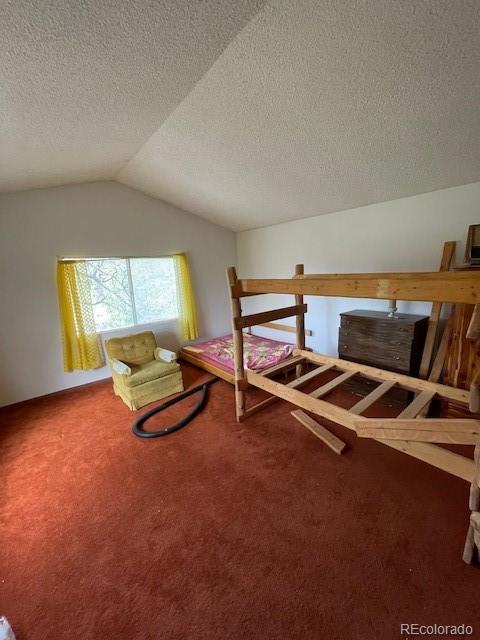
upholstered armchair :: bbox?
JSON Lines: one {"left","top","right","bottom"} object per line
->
{"left": 105, "top": 331, "right": 184, "bottom": 410}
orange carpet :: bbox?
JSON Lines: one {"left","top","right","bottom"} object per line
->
{"left": 0, "top": 364, "right": 478, "bottom": 640}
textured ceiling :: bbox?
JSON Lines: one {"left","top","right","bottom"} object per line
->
{"left": 0, "top": 0, "right": 265, "bottom": 191}
{"left": 2, "top": 1, "right": 480, "bottom": 230}
{"left": 118, "top": 0, "right": 480, "bottom": 230}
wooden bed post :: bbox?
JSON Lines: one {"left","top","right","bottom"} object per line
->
{"left": 227, "top": 266, "right": 246, "bottom": 421}
{"left": 418, "top": 241, "right": 455, "bottom": 379}
{"left": 466, "top": 306, "right": 480, "bottom": 412}
{"left": 294, "top": 264, "right": 306, "bottom": 377}
{"left": 464, "top": 443, "right": 480, "bottom": 563}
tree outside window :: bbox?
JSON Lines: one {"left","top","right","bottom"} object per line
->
{"left": 85, "top": 257, "right": 179, "bottom": 332}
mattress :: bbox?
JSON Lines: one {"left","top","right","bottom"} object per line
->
{"left": 181, "top": 333, "right": 294, "bottom": 374}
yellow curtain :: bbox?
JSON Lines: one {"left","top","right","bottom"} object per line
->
{"left": 57, "top": 261, "right": 105, "bottom": 371}
{"left": 173, "top": 253, "right": 199, "bottom": 341}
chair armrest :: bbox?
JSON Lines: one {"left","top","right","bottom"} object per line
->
{"left": 110, "top": 358, "right": 131, "bottom": 376}
{"left": 154, "top": 347, "right": 177, "bottom": 363}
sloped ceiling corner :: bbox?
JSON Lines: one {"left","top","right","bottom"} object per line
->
{"left": 0, "top": 0, "right": 266, "bottom": 192}
{"left": 2, "top": 1, "right": 480, "bottom": 231}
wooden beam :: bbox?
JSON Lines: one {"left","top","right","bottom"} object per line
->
{"left": 357, "top": 418, "right": 480, "bottom": 433}
{"left": 356, "top": 418, "right": 480, "bottom": 446}
{"left": 229, "top": 282, "right": 261, "bottom": 299}
{"left": 294, "top": 264, "right": 306, "bottom": 377}
{"left": 234, "top": 304, "right": 307, "bottom": 330}
{"left": 236, "top": 378, "right": 250, "bottom": 392}
{"left": 384, "top": 440, "right": 475, "bottom": 482}
{"left": 242, "top": 364, "right": 333, "bottom": 420}
{"left": 350, "top": 380, "right": 397, "bottom": 415}
{"left": 294, "top": 264, "right": 306, "bottom": 350}
{"left": 295, "top": 349, "right": 469, "bottom": 404}
{"left": 428, "top": 317, "right": 453, "bottom": 383}
{"left": 469, "top": 444, "right": 480, "bottom": 510}
{"left": 397, "top": 390, "right": 436, "bottom": 419}
{"left": 180, "top": 349, "right": 235, "bottom": 384}
{"left": 241, "top": 396, "right": 279, "bottom": 420}
{"left": 287, "top": 364, "right": 334, "bottom": 388}
{"left": 417, "top": 317, "right": 454, "bottom": 418}
{"left": 310, "top": 370, "right": 357, "bottom": 399}
{"left": 238, "top": 271, "right": 480, "bottom": 304}
{"left": 291, "top": 410, "right": 346, "bottom": 454}
{"left": 227, "top": 266, "right": 246, "bottom": 421}
{"left": 260, "top": 355, "right": 305, "bottom": 377}
{"left": 467, "top": 304, "right": 480, "bottom": 340}
{"left": 470, "top": 367, "right": 480, "bottom": 413}
{"left": 247, "top": 368, "right": 359, "bottom": 429}
{"left": 419, "top": 241, "right": 455, "bottom": 378}
{"left": 246, "top": 369, "right": 475, "bottom": 482}
{"left": 258, "top": 321, "right": 313, "bottom": 336}
{"left": 463, "top": 511, "right": 480, "bottom": 564}
{"left": 358, "top": 428, "right": 479, "bottom": 446}
{"left": 294, "top": 271, "right": 456, "bottom": 280}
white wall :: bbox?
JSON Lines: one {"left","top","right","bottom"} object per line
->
{"left": 237, "top": 182, "right": 480, "bottom": 354}
{"left": 0, "top": 181, "right": 236, "bottom": 406}
{"left": 2, "top": 179, "right": 479, "bottom": 407}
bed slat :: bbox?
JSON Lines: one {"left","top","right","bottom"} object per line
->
{"left": 260, "top": 355, "right": 304, "bottom": 377}
{"left": 350, "top": 381, "right": 397, "bottom": 415}
{"left": 286, "top": 364, "right": 334, "bottom": 388}
{"left": 310, "top": 371, "right": 357, "bottom": 399}
{"left": 397, "top": 390, "right": 436, "bottom": 419}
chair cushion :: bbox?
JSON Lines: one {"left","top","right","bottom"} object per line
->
{"left": 123, "top": 359, "right": 180, "bottom": 388}
{"left": 105, "top": 331, "right": 157, "bottom": 366}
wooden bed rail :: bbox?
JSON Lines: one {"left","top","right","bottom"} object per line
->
{"left": 246, "top": 322, "right": 313, "bottom": 336}
{"left": 235, "top": 271, "right": 480, "bottom": 304}
{"left": 234, "top": 304, "right": 307, "bottom": 330}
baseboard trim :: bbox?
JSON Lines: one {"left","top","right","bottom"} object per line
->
{"left": 1, "top": 376, "right": 113, "bottom": 411}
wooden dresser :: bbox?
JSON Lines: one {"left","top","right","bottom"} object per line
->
{"left": 338, "top": 310, "right": 429, "bottom": 404}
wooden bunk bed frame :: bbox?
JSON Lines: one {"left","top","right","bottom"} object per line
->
{"left": 226, "top": 265, "right": 480, "bottom": 485}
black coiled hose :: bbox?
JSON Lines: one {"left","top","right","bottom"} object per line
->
{"left": 132, "top": 376, "right": 219, "bottom": 438}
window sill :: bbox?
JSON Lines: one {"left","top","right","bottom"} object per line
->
{"left": 98, "top": 318, "right": 179, "bottom": 337}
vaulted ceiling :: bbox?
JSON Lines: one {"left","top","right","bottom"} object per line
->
{"left": 2, "top": 1, "right": 480, "bottom": 231}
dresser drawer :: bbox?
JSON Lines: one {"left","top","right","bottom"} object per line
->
{"left": 339, "top": 324, "right": 413, "bottom": 350}
{"left": 340, "top": 314, "right": 415, "bottom": 338}
{"left": 338, "top": 328, "right": 412, "bottom": 371}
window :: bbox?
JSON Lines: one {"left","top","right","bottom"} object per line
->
{"left": 85, "top": 257, "right": 179, "bottom": 332}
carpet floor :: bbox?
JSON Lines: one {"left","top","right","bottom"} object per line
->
{"left": 0, "top": 363, "right": 478, "bottom": 640}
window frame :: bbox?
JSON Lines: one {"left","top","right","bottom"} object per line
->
{"left": 81, "top": 255, "right": 180, "bottom": 333}
{"left": 97, "top": 316, "right": 177, "bottom": 337}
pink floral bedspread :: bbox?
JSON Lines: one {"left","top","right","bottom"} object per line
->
{"left": 187, "top": 334, "right": 294, "bottom": 372}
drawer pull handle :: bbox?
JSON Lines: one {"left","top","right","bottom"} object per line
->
{"left": 394, "top": 356, "right": 400, "bottom": 360}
